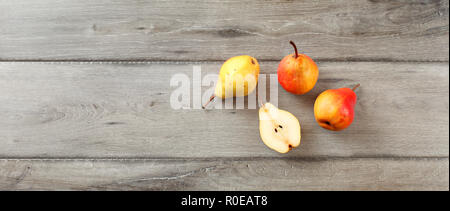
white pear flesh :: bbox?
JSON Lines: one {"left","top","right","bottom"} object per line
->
{"left": 259, "top": 103, "right": 301, "bottom": 153}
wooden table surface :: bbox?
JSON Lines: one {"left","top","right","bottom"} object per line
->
{"left": 0, "top": 0, "right": 448, "bottom": 191}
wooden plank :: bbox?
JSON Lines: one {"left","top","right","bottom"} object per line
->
{"left": 0, "top": 61, "right": 448, "bottom": 158}
{"left": 0, "top": 158, "right": 447, "bottom": 190}
{"left": 0, "top": 0, "right": 448, "bottom": 61}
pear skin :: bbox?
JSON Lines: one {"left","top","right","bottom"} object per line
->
{"left": 278, "top": 41, "right": 319, "bottom": 95}
{"left": 314, "top": 84, "right": 359, "bottom": 131}
{"left": 203, "top": 55, "right": 260, "bottom": 108}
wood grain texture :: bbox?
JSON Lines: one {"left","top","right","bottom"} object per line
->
{"left": 0, "top": 61, "right": 448, "bottom": 158}
{"left": 0, "top": 0, "right": 448, "bottom": 61}
{"left": 0, "top": 158, "right": 447, "bottom": 190}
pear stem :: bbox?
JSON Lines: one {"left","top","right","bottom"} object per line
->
{"left": 258, "top": 100, "right": 264, "bottom": 108}
{"left": 352, "top": 83, "right": 361, "bottom": 91}
{"left": 290, "top": 41, "right": 299, "bottom": 59}
{"left": 202, "top": 95, "right": 215, "bottom": 109}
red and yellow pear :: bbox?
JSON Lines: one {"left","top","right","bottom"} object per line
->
{"left": 278, "top": 41, "right": 319, "bottom": 95}
{"left": 314, "top": 84, "right": 360, "bottom": 131}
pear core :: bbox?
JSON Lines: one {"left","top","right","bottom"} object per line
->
{"left": 258, "top": 103, "right": 301, "bottom": 153}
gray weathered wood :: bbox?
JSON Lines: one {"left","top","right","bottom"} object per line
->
{"left": 0, "top": 0, "right": 448, "bottom": 61}
{"left": 0, "top": 158, "right": 447, "bottom": 190}
{"left": 0, "top": 61, "right": 448, "bottom": 158}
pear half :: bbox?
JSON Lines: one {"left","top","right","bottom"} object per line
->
{"left": 259, "top": 103, "right": 301, "bottom": 153}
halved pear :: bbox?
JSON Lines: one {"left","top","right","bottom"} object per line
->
{"left": 259, "top": 103, "right": 301, "bottom": 153}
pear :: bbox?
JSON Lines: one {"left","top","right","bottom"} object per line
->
{"left": 259, "top": 103, "right": 301, "bottom": 153}
{"left": 278, "top": 41, "right": 319, "bottom": 95}
{"left": 203, "top": 55, "right": 260, "bottom": 108}
{"left": 314, "top": 84, "right": 360, "bottom": 131}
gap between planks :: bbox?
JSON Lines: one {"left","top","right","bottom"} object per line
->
{"left": 0, "top": 156, "right": 448, "bottom": 162}
{"left": 0, "top": 59, "right": 449, "bottom": 64}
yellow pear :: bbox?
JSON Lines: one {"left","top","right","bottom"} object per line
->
{"left": 203, "top": 55, "right": 260, "bottom": 108}
{"left": 259, "top": 103, "right": 301, "bottom": 153}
